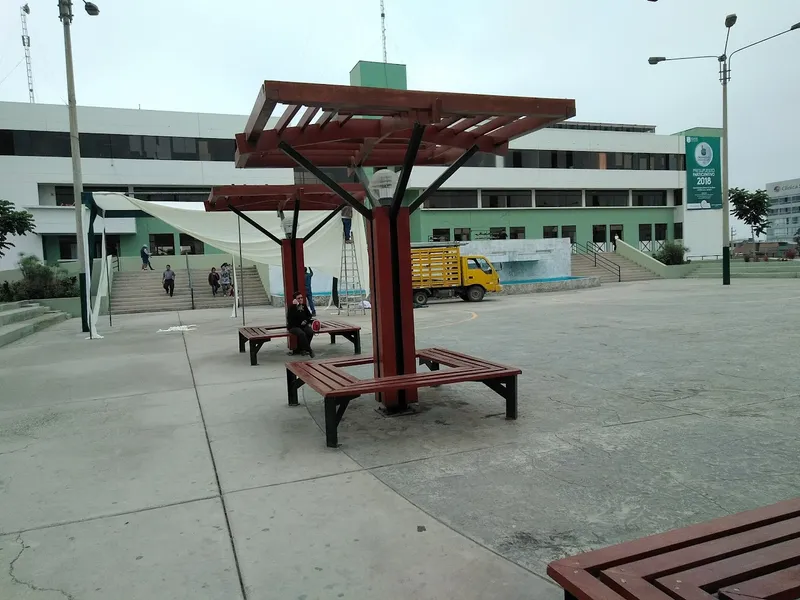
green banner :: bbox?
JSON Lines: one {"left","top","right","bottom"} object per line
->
{"left": 685, "top": 136, "right": 722, "bottom": 210}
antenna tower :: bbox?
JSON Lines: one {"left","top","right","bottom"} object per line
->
{"left": 20, "top": 4, "right": 35, "bottom": 103}
{"left": 380, "top": 0, "right": 387, "bottom": 62}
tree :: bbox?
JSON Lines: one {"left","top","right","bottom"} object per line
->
{"left": 729, "top": 188, "right": 770, "bottom": 258}
{"left": 0, "top": 200, "right": 36, "bottom": 259}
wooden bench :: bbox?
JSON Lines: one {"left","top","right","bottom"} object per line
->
{"left": 238, "top": 320, "right": 361, "bottom": 365}
{"left": 547, "top": 496, "right": 800, "bottom": 600}
{"left": 285, "top": 347, "right": 521, "bottom": 447}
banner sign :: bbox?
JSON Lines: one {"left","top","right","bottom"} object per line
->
{"left": 685, "top": 136, "right": 722, "bottom": 210}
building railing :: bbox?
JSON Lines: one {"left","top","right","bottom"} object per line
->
{"left": 575, "top": 242, "right": 621, "bottom": 282}
{"left": 185, "top": 253, "right": 195, "bottom": 310}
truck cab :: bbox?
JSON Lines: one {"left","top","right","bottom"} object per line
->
{"left": 462, "top": 255, "right": 502, "bottom": 297}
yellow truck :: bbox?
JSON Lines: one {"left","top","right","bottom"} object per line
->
{"left": 411, "top": 244, "right": 502, "bottom": 304}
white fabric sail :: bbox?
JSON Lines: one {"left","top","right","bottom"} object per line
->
{"left": 91, "top": 192, "right": 370, "bottom": 295}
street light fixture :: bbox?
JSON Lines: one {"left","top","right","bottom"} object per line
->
{"left": 58, "top": 0, "right": 99, "bottom": 334}
{"left": 648, "top": 14, "right": 799, "bottom": 285}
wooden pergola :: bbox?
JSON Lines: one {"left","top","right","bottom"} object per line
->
{"left": 233, "top": 80, "right": 576, "bottom": 416}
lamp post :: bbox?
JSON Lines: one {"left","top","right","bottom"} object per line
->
{"left": 58, "top": 0, "right": 99, "bottom": 332}
{"left": 649, "top": 16, "right": 800, "bottom": 285}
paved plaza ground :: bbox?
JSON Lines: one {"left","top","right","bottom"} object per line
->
{"left": 1, "top": 279, "right": 799, "bottom": 599}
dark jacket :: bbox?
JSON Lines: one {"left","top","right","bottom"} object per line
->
{"left": 287, "top": 304, "right": 312, "bottom": 329}
{"left": 208, "top": 272, "right": 219, "bottom": 286}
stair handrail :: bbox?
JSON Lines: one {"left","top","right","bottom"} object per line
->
{"left": 575, "top": 242, "right": 622, "bottom": 282}
{"left": 184, "top": 253, "right": 195, "bottom": 310}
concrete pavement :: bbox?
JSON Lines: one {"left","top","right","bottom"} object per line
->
{"left": 1, "top": 279, "right": 799, "bottom": 599}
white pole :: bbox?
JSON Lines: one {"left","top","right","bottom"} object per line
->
{"left": 721, "top": 60, "right": 731, "bottom": 285}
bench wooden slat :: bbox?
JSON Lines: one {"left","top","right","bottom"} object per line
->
{"left": 418, "top": 347, "right": 522, "bottom": 372}
{"left": 719, "top": 563, "right": 800, "bottom": 600}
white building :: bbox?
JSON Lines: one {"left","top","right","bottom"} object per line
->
{"left": 766, "top": 177, "right": 800, "bottom": 242}
{"left": 0, "top": 100, "right": 723, "bottom": 270}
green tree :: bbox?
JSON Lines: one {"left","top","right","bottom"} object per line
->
{"left": 729, "top": 188, "right": 770, "bottom": 257}
{"left": 0, "top": 200, "right": 36, "bottom": 259}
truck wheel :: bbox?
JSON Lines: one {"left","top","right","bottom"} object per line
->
{"left": 466, "top": 285, "right": 485, "bottom": 302}
{"left": 413, "top": 290, "right": 429, "bottom": 305}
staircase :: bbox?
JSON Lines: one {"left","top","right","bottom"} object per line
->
{"left": 685, "top": 259, "right": 800, "bottom": 279}
{"left": 0, "top": 301, "right": 70, "bottom": 348}
{"left": 571, "top": 253, "right": 661, "bottom": 283}
{"left": 110, "top": 266, "right": 269, "bottom": 314}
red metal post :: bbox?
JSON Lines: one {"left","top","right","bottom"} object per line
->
{"left": 281, "top": 238, "right": 306, "bottom": 351}
{"left": 367, "top": 206, "right": 418, "bottom": 409}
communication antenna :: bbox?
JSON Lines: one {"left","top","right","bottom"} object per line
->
{"left": 20, "top": 4, "right": 35, "bottom": 103}
{"left": 380, "top": 0, "right": 387, "bottom": 62}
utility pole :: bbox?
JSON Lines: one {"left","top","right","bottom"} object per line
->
{"left": 380, "top": 0, "right": 387, "bottom": 63}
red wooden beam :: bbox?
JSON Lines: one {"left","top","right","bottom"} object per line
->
{"left": 275, "top": 104, "right": 301, "bottom": 134}
{"left": 243, "top": 83, "right": 276, "bottom": 143}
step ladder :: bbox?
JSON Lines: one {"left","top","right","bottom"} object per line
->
{"left": 337, "top": 239, "right": 365, "bottom": 316}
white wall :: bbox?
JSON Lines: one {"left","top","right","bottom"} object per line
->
{"left": 512, "top": 127, "right": 682, "bottom": 154}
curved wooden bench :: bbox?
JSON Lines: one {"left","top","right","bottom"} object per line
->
{"left": 285, "top": 347, "right": 520, "bottom": 447}
{"left": 547, "top": 497, "right": 800, "bottom": 600}
{"left": 238, "top": 320, "right": 361, "bottom": 365}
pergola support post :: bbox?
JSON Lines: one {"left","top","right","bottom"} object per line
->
{"left": 281, "top": 238, "right": 306, "bottom": 352}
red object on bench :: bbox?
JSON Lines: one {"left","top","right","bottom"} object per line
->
{"left": 286, "top": 347, "right": 520, "bottom": 447}
{"left": 238, "top": 321, "right": 361, "bottom": 365}
{"left": 547, "top": 497, "right": 800, "bottom": 600}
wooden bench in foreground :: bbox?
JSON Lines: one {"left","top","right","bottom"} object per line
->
{"left": 238, "top": 321, "right": 361, "bottom": 365}
{"left": 285, "top": 347, "right": 520, "bottom": 447}
{"left": 547, "top": 496, "right": 800, "bottom": 600}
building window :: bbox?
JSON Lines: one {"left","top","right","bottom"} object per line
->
{"left": 179, "top": 234, "right": 204, "bottom": 255}
{"left": 80, "top": 133, "right": 113, "bottom": 159}
{"left": 535, "top": 190, "right": 582, "bottom": 208}
{"left": 431, "top": 228, "right": 450, "bottom": 242}
{"left": 150, "top": 234, "right": 175, "bottom": 256}
{"left": 58, "top": 235, "right": 77, "bottom": 260}
{"left": 639, "top": 223, "right": 652, "bottom": 241}
{"left": 674, "top": 189, "right": 683, "bottom": 206}
{"left": 543, "top": 225, "right": 559, "bottom": 239}
{"left": 674, "top": 222, "right": 683, "bottom": 240}
{"left": 172, "top": 137, "right": 199, "bottom": 161}
{"left": 587, "top": 190, "right": 628, "bottom": 207}
{"left": 561, "top": 225, "right": 576, "bottom": 243}
{"left": 592, "top": 225, "right": 607, "bottom": 250}
{"left": 463, "top": 152, "right": 497, "bottom": 167}
{"left": 510, "top": 226, "right": 525, "bottom": 239}
{"left": 655, "top": 223, "right": 668, "bottom": 241}
{"left": 454, "top": 228, "right": 471, "bottom": 241}
{"left": 490, "top": 227, "right": 508, "bottom": 239}
{"left": 634, "top": 190, "right": 667, "bottom": 207}
{"left": 610, "top": 224, "right": 623, "bottom": 243}
{"left": 482, "top": 190, "right": 532, "bottom": 208}
{"left": 424, "top": 190, "right": 478, "bottom": 209}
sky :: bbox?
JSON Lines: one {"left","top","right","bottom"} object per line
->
{"left": 0, "top": 0, "right": 797, "bottom": 234}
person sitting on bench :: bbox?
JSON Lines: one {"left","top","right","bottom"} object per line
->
{"left": 287, "top": 291, "right": 315, "bottom": 358}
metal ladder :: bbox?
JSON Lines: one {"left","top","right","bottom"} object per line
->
{"left": 338, "top": 239, "right": 365, "bottom": 316}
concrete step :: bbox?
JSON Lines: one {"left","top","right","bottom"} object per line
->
{"left": 0, "top": 311, "right": 70, "bottom": 348}
{"left": 0, "top": 305, "right": 49, "bottom": 327}
{"left": 0, "top": 301, "right": 34, "bottom": 313}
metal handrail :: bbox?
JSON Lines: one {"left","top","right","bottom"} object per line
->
{"left": 184, "top": 254, "right": 195, "bottom": 310}
{"left": 576, "top": 242, "right": 622, "bottom": 282}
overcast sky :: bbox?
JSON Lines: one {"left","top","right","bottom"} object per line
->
{"left": 0, "top": 0, "right": 797, "bottom": 207}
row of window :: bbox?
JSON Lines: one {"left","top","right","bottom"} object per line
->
{"left": 504, "top": 150, "right": 686, "bottom": 171}
{"left": 0, "top": 130, "right": 236, "bottom": 162}
{"left": 0, "top": 129, "right": 687, "bottom": 174}
{"left": 51, "top": 185, "right": 212, "bottom": 206}
{"left": 428, "top": 222, "right": 682, "bottom": 243}
{"left": 769, "top": 205, "right": 800, "bottom": 215}
{"left": 771, "top": 195, "right": 800, "bottom": 205}
{"left": 423, "top": 189, "right": 680, "bottom": 209}
{"left": 46, "top": 233, "right": 205, "bottom": 261}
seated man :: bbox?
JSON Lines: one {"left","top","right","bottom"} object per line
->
{"left": 286, "top": 291, "right": 315, "bottom": 358}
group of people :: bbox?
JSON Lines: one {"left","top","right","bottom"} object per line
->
{"left": 208, "top": 264, "right": 234, "bottom": 297}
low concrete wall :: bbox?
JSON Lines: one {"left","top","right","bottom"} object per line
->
{"left": 500, "top": 276, "right": 601, "bottom": 295}
{"left": 615, "top": 239, "right": 699, "bottom": 279}
{"left": 29, "top": 297, "right": 81, "bottom": 317}
{"left": 460, "top": 238, "right": 571, "bottom": 282}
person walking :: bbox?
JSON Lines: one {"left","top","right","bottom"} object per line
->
{"left": 219, "top": 263, "right": 232, "bottom": 296}
{"left": 286, "top": 291, "right": 315, "bottom": 358}
{"left": 162, "top": 264, "right": 176, "bottom": 298}
{"left": 305, "top": 267, "right": 316, "bottom": 317}
{"left": 341, "top": 204, "right": 353, "bottom": 242}
{"left": 140, "top": 245, "right": 153, "bottom": 270}
{"left": 208, "top": 267, "right": 220, "bottom": 296}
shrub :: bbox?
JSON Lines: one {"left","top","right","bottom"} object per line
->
{"left": 653, "top": 241, "right": 689, "bottom": 266}
{"left": 0, "top": 254, "right": 78, "bottom": 302}
{"left": 785, "top": 248, "right": 797, "bottom": 260}
{"left": 744, "top": 255, "right": 751, "bottom": 263}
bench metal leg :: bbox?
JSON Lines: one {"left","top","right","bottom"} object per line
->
{"left": 286, "top": 369, "right": 305, "bottom": 406}
{"left": 419, "top": 358, "right": 441, "bottom": 387}
{"left": 565, "top": 592, "right": 577, "bottom": 600}
{"left": 329, "top": 333, "right": 336, "bottom": 345}
{"left": 323, "top": 396, "right": 355, "bottom": 448}
{"left": 249, "top": 341, "right": 264, "bottom": 366}
{"left": 482, "top": 375, "right": 518, "bottom": 420}
{"left": 238, "top": 332, "right": 247, "bottom": 353}
{"left": 340, "top": 332, "right": 362, "bottom": 355}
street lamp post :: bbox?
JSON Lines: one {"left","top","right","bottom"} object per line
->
{"left": 58, "top": 0, "right": 99, "bottom": 333}
{"left": 648, "top": 15, "right": 800, "bottom": 285}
